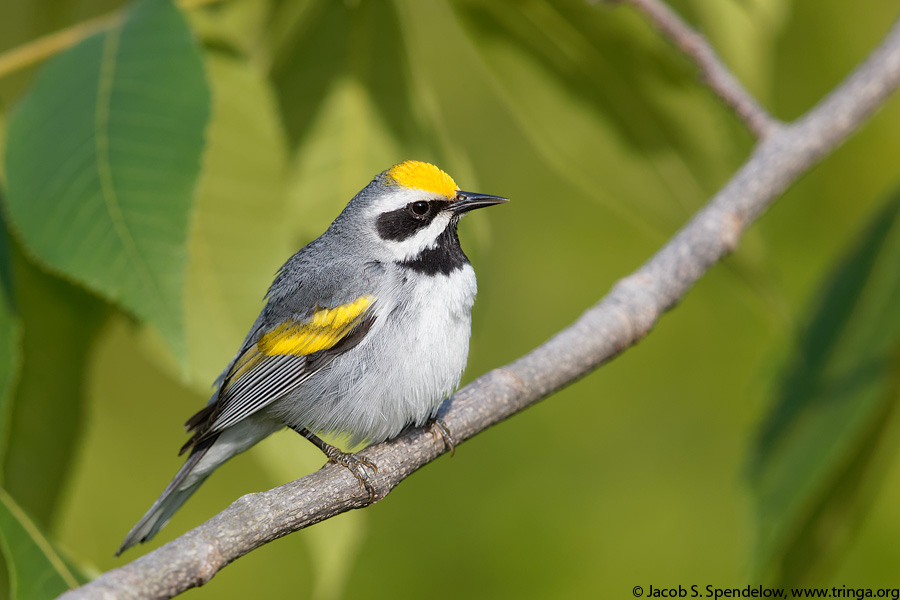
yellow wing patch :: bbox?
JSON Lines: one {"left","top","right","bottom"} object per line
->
{"left": 257, "top": 295, "right": 376, "bottom": 357}
{"left": 386, "top": 160, "right": 458, "bottom": 199}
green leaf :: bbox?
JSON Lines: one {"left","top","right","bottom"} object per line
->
{"left": 0, "top": 110, "right": 6, "bottom": 181}
{"left": 183, "top": 51, "right": 292, "bottom": 386}
{"left": 0, "top": 487, "right": 79, "bottom": 600}
{"left": 0, "top": 113, "right": 22, "bottom": 470}
{"left": 2, "top": 249, "right": 106, "bottom": 527}
{"left": 3, "top": 0, "right": 210, "bottom": 362}
{"left": 750, "top": 194, "right": 900, "bottom": 585}
{"left": 1, "top": 104, "right": 107, "bottom": 539}
{"left": 0, "top": 209, "right": 21, "bottom": 470}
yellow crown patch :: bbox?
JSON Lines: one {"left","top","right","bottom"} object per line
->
{"left": 386, "top": 160, "right": 458, "bottom": 199}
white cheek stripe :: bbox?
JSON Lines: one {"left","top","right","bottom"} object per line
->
{"left": 387, "top": 215, "right": 452, "bottom": 261}
{"left": 366, "top": 189, "right": 456, "bottom": 262}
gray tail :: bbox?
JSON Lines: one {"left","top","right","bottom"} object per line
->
{"left": 116, "top": 435, "right": 218, "bottom": 556}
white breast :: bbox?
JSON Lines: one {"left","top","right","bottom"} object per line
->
{"left": 270, "top": 265, "right": 478, "bottom": 447}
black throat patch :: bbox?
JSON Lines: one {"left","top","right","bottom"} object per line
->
{"left": 398, "top": 220, "right": 469, "bottom": 276}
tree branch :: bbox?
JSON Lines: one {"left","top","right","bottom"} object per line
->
{"left": 59, "top": 8, "right": 900, "bottom": 600}
{"left": 612, "top": 0, "right": 780, "bottom": 138}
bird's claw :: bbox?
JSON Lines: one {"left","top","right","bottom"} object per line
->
{"left": 325, "top": 449, "right": 378, "bottom": 503}
{"left": 427, "top": 417, "right": 456, "bottom": 457}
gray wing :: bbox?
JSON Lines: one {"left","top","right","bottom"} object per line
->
{"left": 181, "top": 249, "right": 384, "bottom": 453}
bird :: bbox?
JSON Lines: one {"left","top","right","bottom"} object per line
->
{"left": 117, "top": 160, "right": 508, "bottom": 555}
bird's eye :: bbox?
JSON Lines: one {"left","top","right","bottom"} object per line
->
{"left": 410, "top": 201, "right": 429, "bottom": 216}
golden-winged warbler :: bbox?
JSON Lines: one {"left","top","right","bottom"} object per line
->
{"left": 117, "top": 160, "right": 507, "bottom": 554}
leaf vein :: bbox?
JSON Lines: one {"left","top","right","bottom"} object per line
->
{"left": 94, "top": 25, "right": 168, "bottom": 315}
{"left": 0, "top": 488, "right": 79, "bottom": 589}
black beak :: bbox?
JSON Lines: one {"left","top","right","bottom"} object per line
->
{"left": 448, "top": 191, "right": 510, "bottom": 214}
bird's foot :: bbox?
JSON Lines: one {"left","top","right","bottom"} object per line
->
{"left": 322, "top": 446, "right": 378, "bottom": 502}
{"left": 292, "top": 426, "right": 378, "bottom": 502}
{"left": 427, "top": 417, "right": 456, "bottom": 457}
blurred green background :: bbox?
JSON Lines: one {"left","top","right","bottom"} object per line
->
{"left": 1, "top": 0, "right": 900, "bottom": 598}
